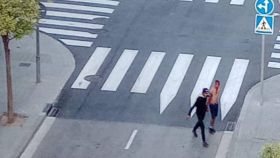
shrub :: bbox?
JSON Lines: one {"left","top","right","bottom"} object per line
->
{"left": 261, "top": 143, "right": 280, "bottom": 158}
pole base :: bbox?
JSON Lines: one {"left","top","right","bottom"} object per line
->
{"left": 0, "top": 113, "right": 28, "bottom": 126}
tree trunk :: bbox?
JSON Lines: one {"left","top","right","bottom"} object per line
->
{"left": 2, "top": 35, "right": 14, "bottom": 123}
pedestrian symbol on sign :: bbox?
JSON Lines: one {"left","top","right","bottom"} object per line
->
{"left": 261, "top": 21, "right": 266, "bottom": 29}
{"left": 257, "top": 17, "right": 271, "bottom": 31}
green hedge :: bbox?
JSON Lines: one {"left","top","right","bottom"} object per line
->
{"left": 261, "top": 143, "right": 280, "bottom": 158}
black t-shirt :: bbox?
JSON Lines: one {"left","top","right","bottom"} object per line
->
{"left": 188, "top": 96, "right": 207, "bottom": 116}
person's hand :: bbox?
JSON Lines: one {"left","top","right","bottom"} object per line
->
{"left": 186, "top": 115, "right": 191, "bottom": 120}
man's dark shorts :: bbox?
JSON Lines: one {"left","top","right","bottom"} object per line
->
{"left": 209, "top": 104, "right": 218, "bottom": 119}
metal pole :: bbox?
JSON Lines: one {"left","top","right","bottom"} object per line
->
{"left": 36, "top": 24, "right": 41, "bottom": 83}
{"left": 260, "top": 35, "right": 265, "bottom": 105}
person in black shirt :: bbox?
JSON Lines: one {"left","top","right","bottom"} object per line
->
{"left": 187, "top": 88, "right": 210, "bottom": 147}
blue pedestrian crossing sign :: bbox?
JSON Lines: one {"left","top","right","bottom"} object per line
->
{"left": 255, "top": 0, "right": 274, "bottom": 15}
{"left": 255, "top": 14, "right": 274, "bottom": 35}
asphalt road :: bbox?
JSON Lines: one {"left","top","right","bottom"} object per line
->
{"left": 34, "top": 0, "right": 280, "bottom": 157}
{"left": 41, "top": 0, "right": 280, "bottom": 128}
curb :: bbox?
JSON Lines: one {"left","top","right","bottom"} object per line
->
{"left": 17, "top": 114, "right": 46, "bottom": 158}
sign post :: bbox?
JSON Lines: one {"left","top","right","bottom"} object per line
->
{"left": 254, "top": 0, "right": 274, "bottom": 105}
{"left": 36, "top": 3, "right": 46, "bottom": 84}
{"left": 261, "top": 34, "right": 265, "bottom": 105}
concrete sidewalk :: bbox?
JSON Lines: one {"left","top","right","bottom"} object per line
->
{"left": 227, "top": 74, "right": 280, "bottom": 158}
{"left": 0, "top": 33, "right": 75, "bottom": 158}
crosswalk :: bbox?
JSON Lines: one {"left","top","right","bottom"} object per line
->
{"left": 39, "top": 0, "right": 119, "bottom": 47}
{"left": 71, "top": 47, "right": 250, "bottom": 120}
{"left": 180, "top": 0, "right": 245, "bottom": 5}
{"left": 268, "top": 33, "right": 280, "bottom": 69}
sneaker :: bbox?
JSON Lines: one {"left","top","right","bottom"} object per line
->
{"left": 212, "top": 128, "right": 216, "bottom": 133}
{"left": 192, "top": 130, "right": 198, "bottom": 138}
{"left": 203, "top": 142, "right": 209, "bottom": 148}
{"left": 209, "top": 127, "right": 215, "bottom": 134}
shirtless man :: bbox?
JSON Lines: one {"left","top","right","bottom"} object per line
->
{"left": 208, "top": 80, "right": 220, "bottom": 134}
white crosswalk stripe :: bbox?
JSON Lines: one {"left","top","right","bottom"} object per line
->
{"left": 160, "top": 54, "right": 193, "bottom": 114}
{"left": 101, "top": 49, "right": 138, "bottom": 91}
{"left": 131, "top": 51, "right": 165, "bottom": 93}
{"left": 39, "top": 27, "right": 98, "bottom": 38}
{"left": 205, "top": 0, "right": 219, "bottom": 3}
{"left": 271, "top": 52, "right": 280, "bottom": 59}
{"left": 59, "top": 39, "right": 93, "bottom": 47}
{"left": 71, "top": 47, "right": 250, "bottom": 119}
{"left": 66, "top": 0, "right": 120, "bottom": 6}
{"left": 268, "top": 51, "right": 280, "bottom": 69}
{"left": 71, "top": 47, "right": 111, "bottom": 89}
{"left": 39, "top": 19, "right": 104, "bottom": 29}
{"left": 40, "top": 0, "right": 119, "bottom": 47}
{"left": 41, "top": 2, "right": 114, "bottom": 13}
{"left": 274, "top": 44, "right": 280, "bottom": 50}
{"left": 220, "top": 59, "right": 249, "bottom": 120}
{"left": 46, "top": 11, "right": 109, "bottom": 20}
{"left": 230, "top": 0, "right": 245, "bottom": 5}
{"left": 268, "top": 62, "right": 280, "bottom": 68}
{"left": 180, "top": 0, "right": 246, "bottom": 5}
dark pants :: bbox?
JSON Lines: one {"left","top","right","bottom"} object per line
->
{"left": 209, "top": 103, "right": 218, "bottom": 119}
{"left": 193, "top": 114, "right": 206, "bottom": 142}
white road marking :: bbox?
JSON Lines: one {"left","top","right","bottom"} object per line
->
{"left": 271, "top": 52, "right": 280, "bottom": 58}
{"left": 215, "top": 131, "right": 234, "bottom": 158}
{"left": 190, "top": 56, "right": 221, "bottom": 117}
{"left": 276, "top": 36, "right": 280, "bottom": 41}
{"left": 220, "top": 59, "right": 249, "bottom": 120}
{"left": 268, "top": 62, "right": 280, "bottom": 68}
{"left": 46, "top": 11, "right": 109, "bottom": 20}
{"left": 66, "top": 0, "right": 119, "bottom": 6}
{"left": 71, "top": 47, "right": 111, "bottom": 89}
{"left": 39, "top": 27, "right": 98, "bottom": 38}
{"left": 39, "top": 19, "right": 104, "bottom": 29}
{"left": 274, "top": 44, "right": 280, "bottom": 50}
{"left": 20, "top": 117, "right": 56, "bottom": 158}
{"left": 230, "top": 0, "right": 245, "bottom": 5}
{"left": 160, "top": 54, "right": 193, "bottom": 114}
{"left": 41, "top": 2, "right": 114, "bottom": 14}
{"left": 205, "top": 0, "right": 219, "bottom": 3}
{"left": 101, "top": 49, "right": 138, "bottom": 91}
{"left": 131, "top": 51, "right": 165, "bottom": 93}
{"left": 59, "top": 39, "right": 93, "bottom": 47}
{"left": 124, "top": 130, "right": 138, "bottom": 150}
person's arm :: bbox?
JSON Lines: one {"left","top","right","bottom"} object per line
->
{"left": 206, "top": 95, "right": 210, "bottom": 105}
{"left": 208, "top": 87, "right": 214, "bottom": 104}
{"left": 188, "top": 97, "right": 199, "bottom": 116}
{"left": 206, "top": 100, "right": 209, "bottom": 112}
{"left": 188, "top": 105, "right": 195, "bottom": 116}
{"left": 217, "top": 87, "right": 221, "bottom": 105}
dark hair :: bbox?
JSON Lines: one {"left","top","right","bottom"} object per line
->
{"left": 215, "top": 80, "right": 220, "bottom": 85}
{"left": 202, "top": 88, "right": 209, "bottom": 93}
